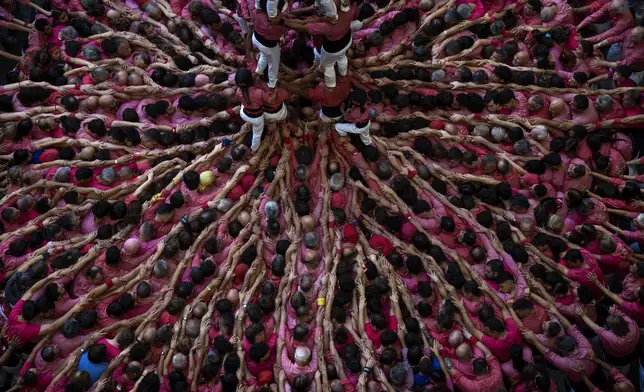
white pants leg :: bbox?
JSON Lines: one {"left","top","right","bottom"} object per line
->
{"left": 320, "top": 38, "right": 352, "bottom": 88}
{"left": 252, "top": 33, "right": 281, "bottom": 88}
{"left": 314, "top": 47, "right": 321, "bottom": 67}
{"left": 234, "top": 14, "right": 249, "bottom": 35}
{"left": 240, "top": 106, "right": 266, "bottom": 151}
{"left": 335, "top": 121, "right": 371, "bottom": 145}
{"left": 264, "top": 103, "right": 288, "bottom": 122}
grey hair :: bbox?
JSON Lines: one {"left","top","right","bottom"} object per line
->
{"left": 491, "top": 127, "right": 506, "bottom": 142}
{"left": 540, "top": 6, "right": 556, "bottom": 22}
{"left": 489, "top": 20, "right": 506, "bottom": 36}
{"left": 389, "top": 364, "right": 408, "bottom": 386}
{"left": 139, "top": 221, "right": 155, "bottom": 241}
{"left": 82, "top": 45, "right": 101, "bottom": 61}
{"left": 153, "top": 259, "right": 169, "bottom": 278}
{"left": 60, "top": 26, "right": 79, "bottom": 41}
{"left": 172, "top": 353, "right": 187, "bottom": 370}
{"left": 134, "top": 52, "right": 151, "bottom": 66}
{"left": 91, "top": 22, "right": 108, "bottom": 35}
{"left": 53, "top": 167, "right": 72, "bottom": 182}
{"left": 8, "top": 166, "right": 23, "bottom": 183}
{"left": 118, "top": 166, "right": 133, "bottom": 180}
{"left": 100, "top": 168, "right": 117, "bottom": 184}
{"left": 91, "top": 67, "right": 109, "bottom": 83}
{"left": 595, "top": 94, "right": 613, "bottom": 113}
{"left": 431, "top": 69, "right": 447, "bottom": 82}
{"left": 185, "top": 319, "right": 200, "bottom": 338}
{"left": 472, "top": 124, "right": 490, "bottom": 137}
{"left": 514, "top": 140, "right": 531, "bottom": 155}
{"left": 16, "top": 195, "right": 33, "bottom": 212}
{"left": 456, "top": 3, "right": 474, "bottom": 19}
{"left": 529, "top": 95, "right": 544, "bottom": 111}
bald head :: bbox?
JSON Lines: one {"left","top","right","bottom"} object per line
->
{"left": 238, "top": 211, "right": 251, "bottom": 226}
{"left": 549, "top": 98, "right": 565, "bottom": 115}
{"left": 301, "top": 215, "right": 316, "bottom": 232}
{"left": 455, "top": 342, "right": 473, "bottom": 362}
{"left": 128, "top": 73, "right": 143, "bottom": 86}
{"left": 633, "top": 26, "right": 644, "bottom": 42}
{"left": 513, "top": 51, "right": 530, "bottom": 66}
{"left": 193, "top": 302, "right": 207, "bottom": 318}
{"left": 185, "top": 319, "right": 200, "bottom": 338}
{"left": 98, "top": 95, "right": 115, "bottom": 109}
{"left": 227, "top": 289, "right": 239, "bottom": 307}
{"left": 448, "top": 330, "right": 464, "bottom": 347}
{"left": 141, "top": 327, "right": 156, "bottom": 344}
{"left": 299, "top": 274, "right": 313, "bottom": 292}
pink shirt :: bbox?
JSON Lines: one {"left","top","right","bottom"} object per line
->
{"left": 544, "top": 326, "right": 596, "bottom": 382}
{"left": 480, "top": 318, "right": 521, "bottom": 362}
{"left": 452, "top": 355, "right": 503, "bottom": 392}
{"left": 7, "top": 300, "right": 41, "bottom": 348}
{"left": 281, "top": 344, "right": 318, "bottom": 384}
{"left": 365, "top": 315, "right": 398, "bottom": 348}
{"left": 598, "top": 308, "right": 640, "bottom": 357}
{"left": 582, "top": 2, "right": 634, "bottom": 44}
{"left": 245, "top": 333, "right": 277, "bottom": 377}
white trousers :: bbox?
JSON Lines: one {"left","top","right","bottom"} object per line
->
{"left": 335, "top": 120, "right": 371, "bottom": 145}
{"left": 320, "top": 37, "right": 351, "bottom": 88}
{"left": 240, "top": 105, "right": 265, "bottom": 151}
{"left": 234, "top": 14, "right": 249, "bottom": 35}
{"left": 252, "top": 33, "right": 280, "bottom": 88}
{"left": 264, "top": 103, "right": 288, "bottom": 122}
{"left": 256, "top": 0, "right": 289, "bottom": 18}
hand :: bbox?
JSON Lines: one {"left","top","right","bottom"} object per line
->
{"left": 520, "top": 329, "right": 536, "bottom": 341}
{"left": 144, "top": 365, "right": 156, "bottom": 374}
{"left": 587, "top": 272, "right": 598, "bottom": 283}
{"left": 7, "top": 336, "right": 21, "bottom": 349}
{"left": 574, "top": 306, "right": 585, "bottom": 317}
{"left": 572, "top": 363, "right": 583, "bottom": 373}
{"left": 431, "top": 339, "right": 443, "bottom": 353}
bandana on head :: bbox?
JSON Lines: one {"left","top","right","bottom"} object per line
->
{"left": 331, "top": 193, "right": 346, "bottom": 209}
{"left": 401, "top": 222, "right": 417, "bottom": 242}
{"left": 199, "top": 171, "right": 214, "bottom": 191}
{"left": 228, "top": 185, "right": 244, "bottom": 201}
{"left": 240, "top": 174, "right": 256, "bottom": 192}
{"left": 343, "top": 224, "right": 358, "bottom": 244}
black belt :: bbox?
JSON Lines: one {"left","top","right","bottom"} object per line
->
{"left": 322, "top": 31, "right": 351, "bottom": 53}
{"left": 321, "top": 105, "right": 343, "bottom": 118}
{"left": 264, "top": 104, "right": 283, "bottom": 114}
{"left": 356, "top": 120, "right": 369, "bottom": 128}
{"left": 244, "top": 107, "right": 264, "bottom": 117}
{"left": 254, "top": 31, "right": 279, "bottom": 48}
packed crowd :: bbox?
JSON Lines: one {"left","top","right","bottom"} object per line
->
{"left": 0, "top": 0, "right": 644, "bottom": 390}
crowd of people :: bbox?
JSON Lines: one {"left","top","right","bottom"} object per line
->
{"left": 0, "top": 0, "right": 643, "bottom": 390}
